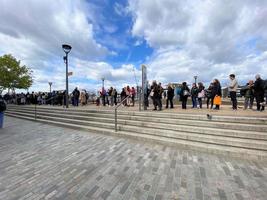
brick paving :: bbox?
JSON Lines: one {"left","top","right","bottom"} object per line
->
{"left": 0, "top": 116, "right": 267, "bottom": 200}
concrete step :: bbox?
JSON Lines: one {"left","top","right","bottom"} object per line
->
{"left": 118, "top": 125, "right": 267, "bottom": 151}
{"left": 6, "top": 111, "right": 267, "bottom": 151}
{"left": 6, "top": 108, "right": 267, "bottom": 132}
{"left": 6, "top": 111, "right": 115, "bottom": 129}
{"left": 5, "top": 114, "right": 267, "bottom": 161}
{"left": 7, "top": 105, "right": 267, "bottom": 125}
{"left": 6, "top": 110, "right": 267, "bottom": 140}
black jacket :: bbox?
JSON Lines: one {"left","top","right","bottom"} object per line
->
{"left": 211, "top": 83, "right": 221, "bottom": 97}
{"left": 167, "top": 87, "right": 174, "bottom": 99}
{"left": 254, "top": 78, "right": 264, "bottom": 96}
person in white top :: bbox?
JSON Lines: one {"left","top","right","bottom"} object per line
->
{"left": 228, "top": 74, "right": 238, "bottom": 110}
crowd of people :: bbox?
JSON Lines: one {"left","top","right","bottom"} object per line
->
{"left": 1, "top": 74, "right": 266, "bottom": 112}
{"left": 2, "top": 88, "right": 91, "bottom": 107}
{"left": 145, "top": 74, "right": 266, "bottom": 112}
{"left": 97, "top": 86, "right": 136, "bottom": 107}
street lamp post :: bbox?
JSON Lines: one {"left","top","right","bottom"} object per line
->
{"left": 101, "top": 77, "right": 105, "bottom": 89}
{"left": 48, "top": 82, "right": 52, "bottom": 93}
{"left": 194, "top": 76, "right": 198, "bottom": 85}
{"left": 62, "top": 44, "right": 72, "bottom": 108}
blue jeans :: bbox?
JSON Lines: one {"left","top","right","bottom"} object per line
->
{"left": 74, "top": 98, "right": 79, "bottom": 106}
{"left": 192, "top": 97, "right": 197, "bottom": 108}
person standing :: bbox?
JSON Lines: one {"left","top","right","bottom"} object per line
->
{"left": 0, "top": 95, "right": 7, "bottom": 128}
{"left": 108, "top": 87, "right": 114, "bottom": 107}
{"left": 72, "top": 87, "right": 80, "bottom": 106}
{"left": 151, "top": 81, "right": 158, "bottom": 110}
{"left": 80, "top": 91, "right": 86, "bottom": 106}
{"left": 114, "top": 89, "right": 118, "bottom": 105}
{"left": 166, "top": 84, "right": 174, "bottom": 109}
{"left": 101, "top": 87, "right": 106, "bottom": 106}
{"left": 180, "top": 82, "right": 190, "bottom": 109}
{"left": 197, "top": 82, "right": 205, "bottom": 109}
{"left": 206, "top": 83, "right": 213, "bottom": 109}
{"left": 191, "top": 83, "right": 198, "bottom": 108}
{"left": 120, "top": 88, "right": 126, "bottom": 106}
{"left": 144, "top": 81, "right": 150, "bottom": 108}
{"left": 254, "top": 74, "right": 265, "bottom": 111}
{"left": 158, "top": 83, "right": 163, "bottom": 111}
{"left": 212, "top": 79, "right": 222, "bottom": 110}
{"left": 131, "top": 87, "right": 136, "bottom": 107}
{"left": 228, "top": 74, "right": 238, "bottom": 110}
{"left": 243, "top": 80, "right": 254, "bottom": 110}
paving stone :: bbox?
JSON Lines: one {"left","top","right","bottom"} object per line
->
{"left": 144, "top": 184, "right": 150, "bottom": 191}
{"left": 217, "top": 188, "right": 227, "bottom": 200}
{"left": 0, "top": 116, "right": 267, "bottom": 200}
{"left": 85, "top": 185, "right": 99, "bottom": 198}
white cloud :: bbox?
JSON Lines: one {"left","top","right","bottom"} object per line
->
{"left": 128, "top": 0, "right": 267, "bottom": 85}
{"left": 0, "top": 0, "right": 139, "bottom": 93}
{"left": 145, "top": 49, "right": 267, "bottom": 87}
{"left": 0, "top": 0, "right": 108, "bottom": 61}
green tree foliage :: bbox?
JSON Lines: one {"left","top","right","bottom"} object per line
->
{"left": 0, "top": 54, "right": 33, "bottom": 93}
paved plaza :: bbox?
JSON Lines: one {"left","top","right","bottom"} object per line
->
{"left": 0, "top": 117, "right": 267, "bottom": 200}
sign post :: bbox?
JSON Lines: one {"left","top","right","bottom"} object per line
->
{"left": 142, "top": 64, "right": 147, "bottom": 110}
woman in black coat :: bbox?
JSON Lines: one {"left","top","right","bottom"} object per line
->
{"left": 180, "top": 82, "right": 190, "bottom": 109}
{"left": 211, "top": 79, "right": 222, "bottom": 110}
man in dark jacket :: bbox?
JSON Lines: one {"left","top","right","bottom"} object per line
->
{"left": 72, "top": 87, "right": 80, "bottom": 107}
{"left": 254, "top": 74, "right": 265, "bottom": 111}
{"left": 166, "top": 84, "right": 174, "bottom": 108}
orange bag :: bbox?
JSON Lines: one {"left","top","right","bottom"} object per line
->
{"left": 213, "top": 95, "right": 222, "bottom": 105}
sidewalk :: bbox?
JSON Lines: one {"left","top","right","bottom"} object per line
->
{"left": 1, "top": 117, "right": 267, "bottom": 200}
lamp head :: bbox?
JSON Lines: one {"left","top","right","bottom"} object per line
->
{"left": 62, "top": 44, "right": 72, "bottom": 54}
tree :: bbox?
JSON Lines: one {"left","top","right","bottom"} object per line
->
{"left": 0, "top": 54, "right": 33, "bottom": 93}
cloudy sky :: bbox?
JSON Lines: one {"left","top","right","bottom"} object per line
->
{"left": 0, "top": 0, "right": 267, "bottom": 92}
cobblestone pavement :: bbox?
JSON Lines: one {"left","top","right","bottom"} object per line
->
{"left": 0, "top": 117, "right": 267, "bottom": 200}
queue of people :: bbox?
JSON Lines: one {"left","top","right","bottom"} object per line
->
{"left": 145, "top": 74, "right": 266, "bottom": 112}
{"left": 3, "top": 88, "right": 91, "bottom": 107}
{"left": 2, "top": 74, "right": 266, "bottom": 111}
{"left": 97, "top": 86, "right": 136, "bottom": 107}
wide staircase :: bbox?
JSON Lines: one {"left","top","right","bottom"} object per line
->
{"left": 5, "top": 105, "right": 267, "bottom": 161}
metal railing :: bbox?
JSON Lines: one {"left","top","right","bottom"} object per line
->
{"left": 114, "top": 95, "right": 131, "bottom": 132}
{"left": 33, "top": 95, "right": 64, "bottom": 121}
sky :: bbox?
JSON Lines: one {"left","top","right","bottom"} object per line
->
{"left": 0, "top": 0, "right": 267, "bottom": 93}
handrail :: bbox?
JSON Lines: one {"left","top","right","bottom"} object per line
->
{"left": 34, "top": 103, "right": 37, "bottom": 121}
{"left": 45, "top": 95, "right": 65, "bottom": 107}
{"left": 114, "top": 95, "right": 131, "bottom": 132}
{"left": 45, "top": 95, "right": 59, "bottom": 103}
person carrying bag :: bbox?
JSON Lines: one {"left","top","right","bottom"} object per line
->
{"left": 213, "top": 95, "right": 222, "bottom": 106}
